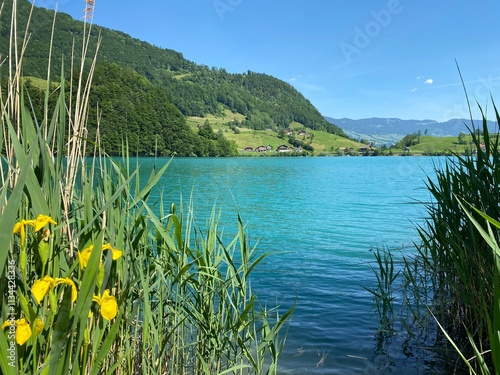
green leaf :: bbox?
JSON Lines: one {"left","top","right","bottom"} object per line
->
{"left": 89, "top": 308, "right": 124, "bottom": 375}
{"left": 72, "top": 236, "right": 103, "bottom": 332}
{"left": 127, "top": 157, "right": 172, "bottom": 208}
{"left": 0, "top": 136, "right": 37, "bottom": 274}
{"left": 0, "top": 332, "right": 18, "bottom": 375}
{"left": 5, "top": 114, "right": 49, "bottom": 215}
{"left": 218, "top": 364, "right": 251, "bottom": 374}
{"left": 49, "top": 285, "right": 73, "bottom": 374}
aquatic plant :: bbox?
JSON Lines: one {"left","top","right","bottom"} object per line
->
{"left": 0, "top": 1, "right": 292, "bottom": 373}
{"left": 432, "top": 199, "right": 500, "bottom": 374}
{"left": 368, "top": 93, "right": 500, "bottom": 372}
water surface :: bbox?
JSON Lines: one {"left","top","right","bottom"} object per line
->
{"left": 140, "top": 156, "right": 446, "bottom": 374}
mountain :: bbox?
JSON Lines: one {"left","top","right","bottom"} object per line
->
{"left": 325, "top": 117, "right": 499, "bottom": 145}
{"left": 0, "top": 0, "right": 346, "bottom": 155}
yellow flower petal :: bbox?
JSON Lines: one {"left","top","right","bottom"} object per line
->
{"left": 13, "top": 220, "right": 35, "bottom": 245}
{"left": 78, "top": 245, "right": 94, "bottom": 270}
{"left": 34, "top": 215, "right": 57, "bottom": 232}
{"left": 54, "top": 278, "right": 78, "bottom": 303}
{"left": 111, "top": 248, "right": 122, "bottom": 260}
{"left": 15, "top": 318, "right": 31, "bottom": 346}
{"left": 102, "top": 243, "right": 122, "bottom": 260}
{"left": 31, "top": 276, "right": 55, "bottom": 304}
{"left": 93, "top": 289, "right": 118, "bottom": 320}
{"left": 100, "top": 293, "right": 118, "bottom": 320}
{"left": 13, "top": 219, "right": 35, "bottom": 234}
{"left": 13, "top": 222, "right": 23, "bottom": 235}
{"left": 1, "top": 321, "right": 12, "bottom": 330}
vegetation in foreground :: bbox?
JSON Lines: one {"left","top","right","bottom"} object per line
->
{"left": 367, "top": 101, "right": 500, "bottom": 374}
{"left": 0, "top": 2, "right": 292, "bottom": 374}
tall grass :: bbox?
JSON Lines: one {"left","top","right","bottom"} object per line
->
{"left": 416, "top": 103, "right": 500, "bottom": 342}
{"left": 433, "top": 199, "right": 500, "bottom": 374}
{"left": 0, "top": 1, "right": 292, "bottom": 374}
{"left": 368, "top": 99, "right": 500, "bottom": 372}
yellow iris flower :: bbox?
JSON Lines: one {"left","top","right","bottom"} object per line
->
{"left": 15, "top": 318, "right": 31, "bottom": 345}
{"left": 13, "top": 219, "right": 35, "bottom": 245}
{"left": 92, "top": 289, "right": 118, "bottom": 320}
{"left": 31, "top": 275, "right": 55, "bottom": 304}
{"left": 33, "top": 214, "right": 57, "bottom": 232}
{"left": 31, "top": 276, "right": 77, "bottom": 304}
{"left": 102, "top": 243, "right": 123, "bottom": 260}
{"left": 13, "top": 215, "right": 56, "bottom": 245}
{"left": 53, "top": 278, "right": 78, "bottom": 303}
{"left": 78, "top": 245, "right": 93, "bottom": 270}
{"left": 78, "top": 243, "right": 122, "bottom": 270}
{"left": 1, "top": 318, "right": 33, "bottom": 345}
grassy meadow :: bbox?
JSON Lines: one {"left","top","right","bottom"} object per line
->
{"left": 188, "top": 112, "right": 364, "bottom": 154}
{"left": 188, "top": 112, "right": 487, "bottom": 156}
{"left": 21, "top": 76, "right": 49, "bottom": 90}
{"left": 408, "top": 134, "right": 475, "bottom": 155}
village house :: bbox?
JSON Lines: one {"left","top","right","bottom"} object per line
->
{"left": 277, "top": 144, "right": 292, "bottom": 153}
{"left": 359, "top": 145, "right": 375, "bottom": 155}
{"left": 255, "top": 145, "right": 267, "bottom": 152}
{"left": 339, "top": 147, "right": 356, "bottom": 155}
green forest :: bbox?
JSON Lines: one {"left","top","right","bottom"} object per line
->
{"left": 0, "top": 0, "right": 347, "bottom": 156}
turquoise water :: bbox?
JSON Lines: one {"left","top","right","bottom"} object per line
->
{"left": 139, "top": 156, "right": 446, "bottom": 374}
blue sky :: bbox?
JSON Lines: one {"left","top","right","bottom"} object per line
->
{"left": 37, "top": 0, "right": 500, "bottom": 121}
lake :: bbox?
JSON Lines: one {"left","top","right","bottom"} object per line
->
{"left": 138, "top": 155, "right": 448, "bottom": 374}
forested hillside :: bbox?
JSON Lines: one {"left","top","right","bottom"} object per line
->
{"left": 89, "top": 63, "right": 238, "bottom": 156}
{"left": 0, "top": 0, "right": 346, "bottom": 156}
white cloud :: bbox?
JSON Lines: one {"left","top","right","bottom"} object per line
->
{"left": 410, "top": 87, "right": 418, "bottom": 92}
{"left": 424, "top": 78, "right": 434, "bottom": 85}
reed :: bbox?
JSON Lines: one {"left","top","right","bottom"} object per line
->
{"left": 0, "top": 2, "right": 292, "bottom": 374}
{"left": 433, "top": 198, "right": 500, "bottom": 374}
{"left": 365, "top": 248, "right": 399, "bottom": 331}
{"left": 416, "top": 102, "right": 500, "bottom": 343}
{"left": 368, "top": 98, "right": 500, "bottom": 371}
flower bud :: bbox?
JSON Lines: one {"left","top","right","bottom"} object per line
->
{"left": 38, "top": 238, "right": 49, "bottom": 266}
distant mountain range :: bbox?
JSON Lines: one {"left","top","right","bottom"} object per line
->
{"left": 325, "top": 117, "right": 499, "bottom": 145}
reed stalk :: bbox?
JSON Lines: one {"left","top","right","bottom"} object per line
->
{"left": 433, "top": 198, "right": 500, "bottom": 374}
{"left": 0, "top": 2, "right": 291, "bottom": 374}
{"left": 368, "top": 97, "right": 500, "bottom": 372}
